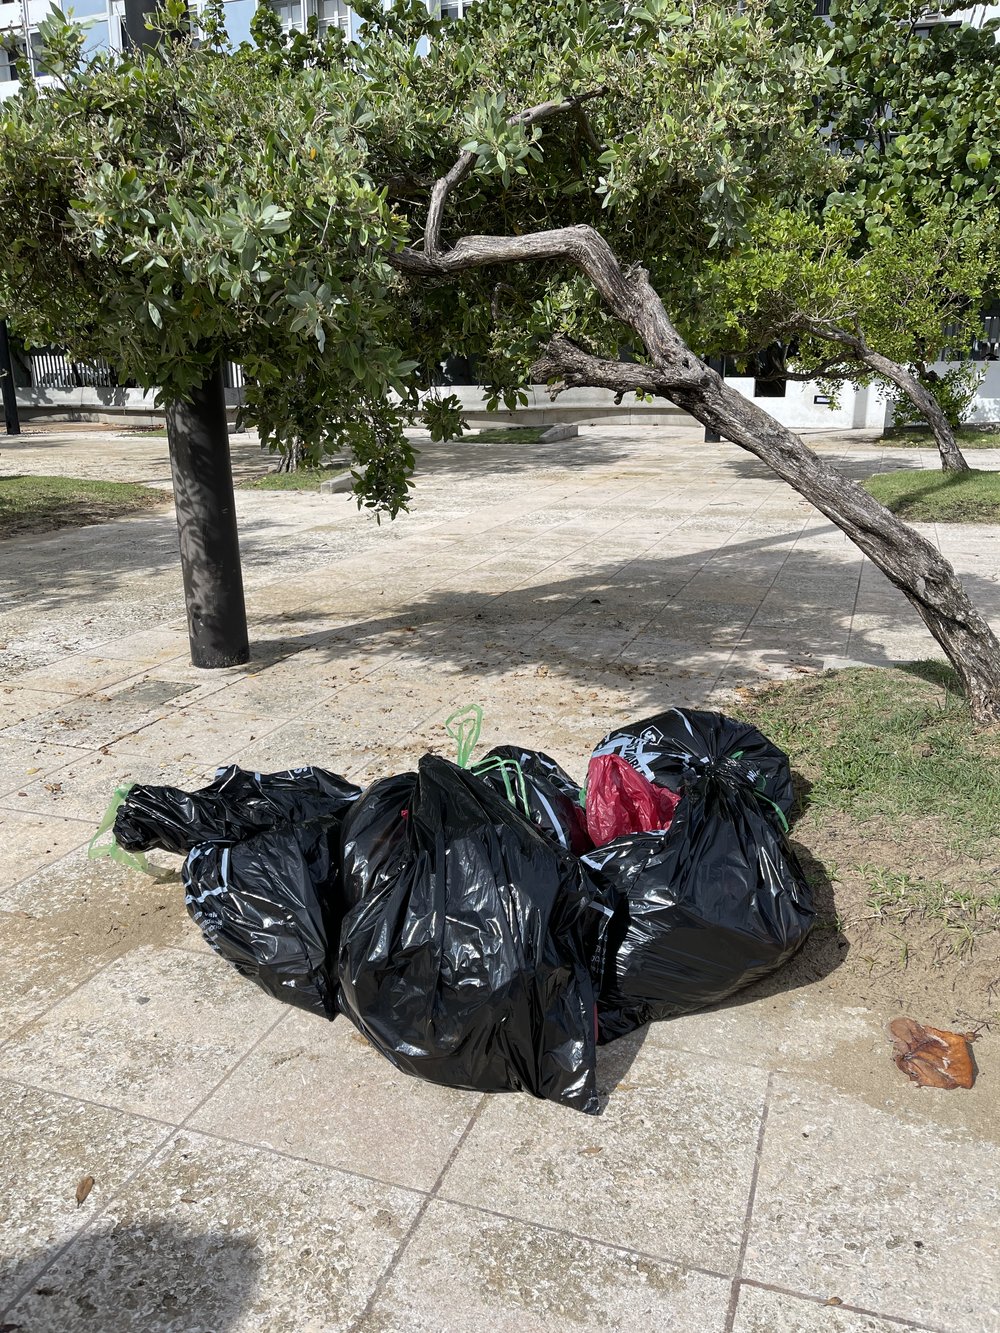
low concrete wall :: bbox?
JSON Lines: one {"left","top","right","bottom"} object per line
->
{"left": 12, "top": 375, "right": 897, "bottom": 431}
{"left": 14, "top": 385, "right": 245, "bottom": 426}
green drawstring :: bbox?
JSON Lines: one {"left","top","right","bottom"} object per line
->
{"left": 444, "top": 704, "right": 483, "bottom": 769}
{"left": 471, "top": 754, "right": 531, "bottom": 820}
{"left": 88, "top": 785, "right": 156, "bottom": 875}
{"left": 753, "top": 787, "right": 790, "bottom": 834}
{"left": 725, "top": 750, "right": 790, "bottom": 833}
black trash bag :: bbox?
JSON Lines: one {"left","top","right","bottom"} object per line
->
{"left": 586, "top": 711, "right": 813, "bottom": 1042}
{"left": 114, "top": 765, "right": 361, "bottom": 1019}
{"left": 114, "top": 764, "right": 362, "bottom": 855}
{"left": 591, "top": 708, "right": 795, "bottom": 815}
{"left": 338, "top": 754, "right": 610, "bottom": 1114}
{"left": 184, "top": 815, "right": 347, "bottom": 1019}
{"left": 475, "top": 745, "right": 591, "bottom": 855}
{"left": 340, "top": 772, "right": 416, "bottom": 909}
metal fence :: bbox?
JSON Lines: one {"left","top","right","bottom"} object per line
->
{"left": 27, "top": 348, "right": 246, "bottom": 391}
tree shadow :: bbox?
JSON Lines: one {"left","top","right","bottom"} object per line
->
{"left": 0, "top": 1221, "right": 263, "bottom": 1333}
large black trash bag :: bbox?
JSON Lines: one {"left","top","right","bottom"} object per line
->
{"left": 184, "top": 816, "right": 348, "bottom": 1019}
{"left": 114, "top": 765, "right": 362, "bottom": 1019}
{"left": 114, "top": 764, "right": 361, "bottom": 855}
{"left": 586, "top": 711, "right": 813, "bottom": 1042}
{"left": 475, "top": 745, "right": 591, "bottom": 855}
{"left": 592, "top": 708, "right": 795, "bottom": 815}
{"left": 338, "top": 754, "right": 610, "bottom": 1113}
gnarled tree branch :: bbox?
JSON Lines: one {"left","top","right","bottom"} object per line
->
{"left": 390, "top": 97, "right": 1000, "bottom": 721}
{"left": 423, "top": 87, "right": 607, "bottom": 258}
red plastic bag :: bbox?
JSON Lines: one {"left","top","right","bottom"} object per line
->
{"left": 585, "top": 754, "right": 681, "bottom": 846}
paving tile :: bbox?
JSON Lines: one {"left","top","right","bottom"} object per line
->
{"left": 0, "top": 807, "right": 92, "bottom": 891}
{"left": 0, "top": 1079, "right": 170, "bottom": 1310}
{"left": 1, "top": 1129, "right": 421, "bottom": 1333}
{"left": 439, "top": 1039, "right": 768, "bottom": 1273}
{"left": 1, "top": 696, "right": 170, "bottom": 750}
{"left": 9, "top": 748, "right": 218, "bottom": 824}
{"left": 0, "top": 848, "right": 196, "bottom": 1037}
{"left": 12, "top": 654, "right": 151, "bottom": 696}
{"left": 743, "top": 1074, "right": 1000, "bottom": 1330}
{"left": 188, "top": 1008, "right": 479, "bottom": 1192}
{"left": 364, "top": 1199, "right": 732, "bottom": 1333}
{"left": 104, "top": 704, "right": 288, "bottom": 762}
{"left": 0, "top": 946, "right": 279, "bottom": 1122}
{"left": 0, "top": 684, "right": 77, "bottom": 728}
{"left": 731, "top": 1285, "right": 923, "bottom": 1332}
{"left": 0, "top": 735, "right": 91, "bottom": 799}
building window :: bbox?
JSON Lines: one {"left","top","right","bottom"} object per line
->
{"left": 316, "top": 0, "right": 349, "bottom": 35}
{"left": 272, "top": 0, "right": 303, "bottom": 30}
{"left": 1, "top": 37, "right": 26, "bottom": 82}
{"left": 440, "top": 0, "right": 476, "bottom": 18}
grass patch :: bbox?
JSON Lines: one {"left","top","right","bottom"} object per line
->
{"left": 883, "top": 425, "right": 1000, "bottom": 448}
{"left": 464, "top": 426, "right": 545, "bottom": 444}
{"left": 241, "top": 467, "right": 335, "bottom": 491}
{"left": 741, "top": 664, "right": 1000, "bottom": 855}
{"left": 0, "top": 474, "right": 165, "bottom": 539}
{"left": 736, "top": 664, "right": 1000, "bottom": 996}
{"left": 862, "top": 467, "right": 1000, "bottom": 522}
{"left": 122, "top": 428, "right": 169, "bottom": 439}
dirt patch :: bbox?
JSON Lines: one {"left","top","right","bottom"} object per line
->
{"left": 0, "top": 475, "right": 167, "bottom": 539}
{"left": 731, "top": 667, "right": 1000, "bottom": 1031}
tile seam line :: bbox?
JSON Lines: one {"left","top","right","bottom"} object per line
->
{"left": 0, "top": 1007, "right": 290, "bottom": 1321}
{"left": 427, "top": 1193, "right": 734, "bottom": 1285}
{"left": 736, "top": 1279, "right": 948, "bottom": 1332}
{"left": 0, "top": 803, "right": 97, "bottom": 825}
{"left": 0, "top": 1070, "right": 180, "bottom": 1133}
{"left": 0, "top": 952, "right": 122, "bottom": 1058}
{"left": 345, "top": 1094, "right": 492, "bottom": 1333}
{"left": 722, "top": 1069, "right": 773, "bottom": 1333}
{"left": 465, "top": 481, "right": 769, "bottom": 667}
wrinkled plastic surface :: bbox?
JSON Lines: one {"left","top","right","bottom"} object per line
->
{"left": 185, "top": 818, "right": 346, "bottom": 1018}
{"left": 477, "top": 745, "right": 591, "bottom": 855}
{"left": 117, "top": 765, "right": 361, "bottom": 1017}
{"left": 586, "top": 711, "right": 812, "bottom": 1041}
{"left": 114, "top": 764, "right": 361, "bottom": 855}
{"left": 593, "top": 708, "right": 795, "bottom": 813}
{"left": 339, "top": 754, "right": 608, "bottom": 1113}
{"left": 585, "top": 753, "right": 681, "bottom": 846}
{"left": 889, "top": 1017, "right": 976, "bottom": 1089}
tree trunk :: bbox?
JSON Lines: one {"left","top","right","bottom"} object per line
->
{"left": 665, "top": 368, "right": 1000, "bottom": 722}
{"left": 0, "top": 319, "right": 21, "bottom": 436}
{"left": 390, "top": 193, "right": 1000, "bottom": 720}
{"left": 165, "top": 359, "right": 250, "bottom": 669}
{"left": 857, "top": 348, "right": 970, "bottom": 472}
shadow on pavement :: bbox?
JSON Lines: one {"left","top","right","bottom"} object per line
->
{"left": 0, "top": 1220, "right": 263, "bottom": 1333}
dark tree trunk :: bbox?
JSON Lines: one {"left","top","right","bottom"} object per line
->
{"left": 165, "top": 360, "right": 249, "bottom": 669}
{"left": 0, "top": 319, "right": 21, "bottom": 436}
{"left": 800, "top": 321, "right": 971, "bottom": 472}
{"left": 859, "top": 349, "right": 969, "bottom": 472}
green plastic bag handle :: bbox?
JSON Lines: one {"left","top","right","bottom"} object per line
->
{"left": 444, "top": 704, "right": 483, "bottom": 769}
{"left": 88, "top": 785, "right": 156, "bottom": 875}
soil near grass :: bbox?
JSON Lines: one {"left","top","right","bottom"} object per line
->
{"left": 0, "top": 475, "right": 166, "bottom": 539}
{"left": 731, "top": 666, "right": 1000, "bottom": 1031}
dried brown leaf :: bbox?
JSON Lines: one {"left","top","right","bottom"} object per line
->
{"left": 889, "top": 1017, "right": 976, "bottom": 1090}
{"left": 75, "top": 1174, "right": 95, "bottom": 1206}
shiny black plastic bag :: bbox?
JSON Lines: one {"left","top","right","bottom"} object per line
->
{"left": 184, "top": 817, "right": 345, "bottom": 1018}
{"left": 338, "top": 754, "right": 609, "bottom": 1114}
{"left": 592, "top": 708, "right": 794, "bottom": 815}
{"left": 115, "top": 765, "right": 361, "bottom": 1018}
{"left": 586, "top": 711, "right": 812, "bottom": 1041}
{"left": 476, "top": 745, "right": 591, "bottom": 855}
{"left": 114, "top": 764, "right": 361, "bottom": 854}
